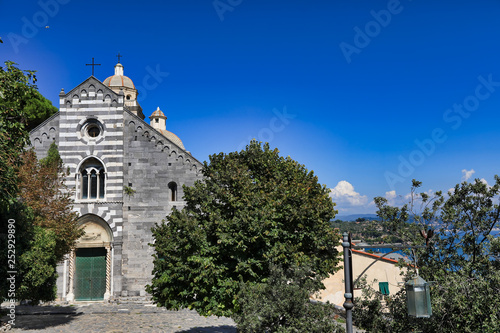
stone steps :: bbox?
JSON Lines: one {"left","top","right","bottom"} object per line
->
{"left": 113, "top": 296, "right": 153, "bottom": 304}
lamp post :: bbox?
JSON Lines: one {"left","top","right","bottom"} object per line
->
{"left": 342, "top": 232, "right": 354, "bottom": 333}
{"left": 342, "top": 232, "right": 432, "bottom": 332}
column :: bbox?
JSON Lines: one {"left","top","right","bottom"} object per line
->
{"left": 66, "top": 249, "right": 75, "bottom": 302}
{"left": 87, "top": 169, "right": 91, "bottom": 198}
{"left": 96, "top": 171, "right": 100, "bottom": 199}
{"left": 62, "top": 256, "right": 68, "bottom": 299}
{"left": 103, "top": 246, "right": 111, "bottom": 300}
{"left": 75, "top": 173, "right": 79, "bottom": 200}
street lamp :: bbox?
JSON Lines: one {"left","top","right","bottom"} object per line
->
{"left": 405, "top": 275, "right": 432, "bottom": 318}
{"left": 342, "top": 232, "right": 433, "bottom": 332}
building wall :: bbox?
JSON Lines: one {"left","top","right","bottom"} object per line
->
{"left": 120, "top": 111, "right": 202, "bottom": 296}
{"left": 314, "top": 246, "right": 407, "bottom": 307}
{"left": 30, "top": 112, "right": 60, "bottom": 158}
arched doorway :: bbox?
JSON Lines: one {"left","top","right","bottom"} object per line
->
{"left": 67, "top": 215, "right": 113, "bottom": 301}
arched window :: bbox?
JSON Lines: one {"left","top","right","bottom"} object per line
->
{"left": 168, "top": 182, "right": 177, "bottom": 201}
{"left": 78, "top": 158, "right": 106, "bottom": 200}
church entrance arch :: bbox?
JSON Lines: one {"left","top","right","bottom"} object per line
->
{"left": 67, "top": 214, "right": 113, "bottom": 302}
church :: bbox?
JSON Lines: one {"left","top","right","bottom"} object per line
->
{"left": 29, "top": 60, "right": 203, "bottom": 302}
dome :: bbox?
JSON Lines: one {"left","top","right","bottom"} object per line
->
{"left": 158, "top": 129, "right": 186, "bottom": 150}
{"left": 103, "top": 63, "right": 135, "bottom": 89}
{"left": 150, "top": 108, "right": 166, "bottom": 119}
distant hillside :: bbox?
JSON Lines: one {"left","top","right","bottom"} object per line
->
{"left": 335, "top": 214, "right": 380, "bottom": 221}
{"left": 330, "top": 218, "right": 404, "bottom": 243}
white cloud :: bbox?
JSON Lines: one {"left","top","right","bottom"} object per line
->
{"left": 385, "top": 190, "right": 415, "bottom": 206}
{"left": 462, "top": 169, "right": 475, "bottom": 181}
{"left": 330, "top": 181, "right": 368, "bottom": 208}
{"left": 385, "top": 190, "right": 398, "bottom": 206}
{"left": 385, "top": 190, "right": 396, "bottom": 199}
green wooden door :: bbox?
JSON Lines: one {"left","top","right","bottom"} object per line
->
{"left": 75, "top": 248, "right": 107, "bottom": 301}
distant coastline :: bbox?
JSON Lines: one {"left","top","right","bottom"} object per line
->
{"left": 336, "top": 213, "right": 380, "bottom": 221}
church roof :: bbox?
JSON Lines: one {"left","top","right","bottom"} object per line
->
{"left": 158, "top": 129, "right": 185, "bottom": 150}
{"left": 150, "top": 107, "right": 166, "bottom": 119}
{"left": 103, "top": 63, "right": 135, "bottom": 89}
{"left": 149, "top": 107, "right": 184, "bottom": 149}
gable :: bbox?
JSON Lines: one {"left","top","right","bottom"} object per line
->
{"left": 60, "top": 76, "right": 120, "bottom": 106}
{"left": 29, "top": 111, "right": 60, "bottom": 159}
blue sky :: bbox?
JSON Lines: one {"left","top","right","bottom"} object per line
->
{"left": 2, "top": 0, "right": 500, "bottom": 215}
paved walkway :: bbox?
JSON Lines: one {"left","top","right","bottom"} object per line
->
{"left": 1, "top": 302, "right": 363, "bottom": 332}
{"left": 1, "top": 303, "right": 237, "bottom": 333}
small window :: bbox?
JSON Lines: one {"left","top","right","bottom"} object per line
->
{"left": 379, "top": 282, "right": 389, "bottom": 296}
{"left": 99, "top": 172, "right": 105, "bottom": 198}
{"left": 82, "top": 119, "right": 103, "bottom": 140}
{"left": 88, "top": 125, "right": 100, "bottom": 137}
{"left": 79, "top": 158, "right": 105, "bottom": 200}
{"left": 155, "top": 118, "right": 159, "bottom": 123}
{"left": 81, "top": 170, "right": 89, "bottom": 199}
{"left": 126, "top": 95, "right": 131, "bottom": 100}
{"left": 168, "top": 182, "right": 177, "bottom": 201}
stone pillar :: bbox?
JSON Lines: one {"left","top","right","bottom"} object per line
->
{"left": 96, "top": 171, "right": 100, "bottom": 198}
{"left": 104, "top": 246, "right": 111, "bottom": 300}
{"left": 66, "top": 249, "right": 75, "bottom": 302}
{"left": 75, "top": 173, "right": 79, "bottom": 200}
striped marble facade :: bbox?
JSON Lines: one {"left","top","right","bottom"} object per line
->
{"left": 29, "top": 74, "right": 203, "bottom": 301}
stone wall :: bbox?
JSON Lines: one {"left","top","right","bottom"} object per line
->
{"left": 120, "top": 111, "right": 202, "bottom": 296}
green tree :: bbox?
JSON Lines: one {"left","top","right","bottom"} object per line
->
{"left": 23, "top": 89, "right": 58, "bottom": 131}
{"left": 0, "top": 62, "right": 78, "bottom": 304}
{"left": 354, "top": 178, "right": 500, "bottom": 333}
{"left": 0, "top": 61, "right": 57, "bottom": 207}
{"left": 1, "top": 144, "right": 81, "bottom": 304}
{"left": 1, "top": 202, "right": 60, "bottom": 303}
{"left": 18, "top": 143, "right": 82, "bottom": 261}
{"left": 0, "top": 61, "right": 38, "bottom": 208}
{"left": 147, "top": 141, "right": 341, "bottom": 318}
{"left": 234, "top": 264, "right": 345, "bottom": 333}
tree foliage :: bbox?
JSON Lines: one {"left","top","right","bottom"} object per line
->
{"left": 1, "top": 144, "right": 81, "bottom": 303}
{"left": 354, "top": 178, "right": 500, "bottom": 332}
{"left": 1, "top": 201, "right": 58, "bottom": 303}
{"left": 22, "top": 89, "right": 58, "bottom": 131}
{"left": 16, "top": 225, "right": 59, "bottom": 302}
{"left": 18, "top": 143, "right": 82, "bottom": 261}
{"left": 233, "top": 264, "right": 345, "bottom": 333}
{"left": 147, "top": 141, "right": 341, "bottom": 317}
{"left": 0, "top": 61, "right": 38, "bottom": 207}
{"left": 0, "top": 61, "right": 58, "bottom": 208}
{"left": 0, "top": 62, "right": 78, "bottom": 304}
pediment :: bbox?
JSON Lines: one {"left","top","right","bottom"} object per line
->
{"left": 61, "top": 76, "right": 120, "bottom": 105}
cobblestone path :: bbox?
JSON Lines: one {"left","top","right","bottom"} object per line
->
{"left": 1, "top": 302, "right": 364, "bottom": 332}
{"left": 1, "top": 303, "right": 237, "bottom": 333}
